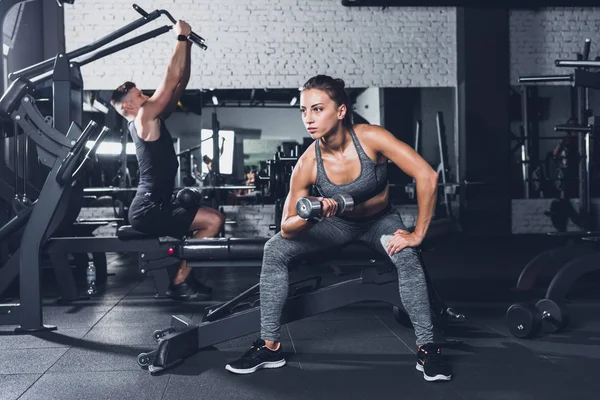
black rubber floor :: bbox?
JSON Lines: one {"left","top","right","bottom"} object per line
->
{"left": 1, "top": 235, "right": 599, "bottom": 400}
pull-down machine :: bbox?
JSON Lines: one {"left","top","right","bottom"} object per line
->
{"left": 0, "top": 77, "right": 110, "bottom": 331}
{"left": 6, "top": 3, "right": 207, "bottom": 133}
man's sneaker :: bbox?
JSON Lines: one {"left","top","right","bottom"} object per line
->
{"left": 187, "top": 276, "right": 214, "bottom": 296}
{"left": 225, "top": 339, "right": 286, "bottom": 374}
{"left": 416, "top": 344, "right": 452, "bottom": 382}
{"left": 166, "top": 279, "right": 212, "bottom": 301}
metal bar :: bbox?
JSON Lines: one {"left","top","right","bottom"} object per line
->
{"left": 82, "top": 185, "right": 257, "bottom": 193}
{"left": 518, "top": 75, "right": 572, "bottom": 84}
{"left": 436, "top": 112, "right": 453, "bottom": 218}
{"left": 8, "top": 11, "right": 163, "bottom": 80}
{"left": 555, "top": 60, "right": 600, "bottom": 68}
{"left": 132, "top": 4, "right": 207, "bottom": 50}
{"left": 76, "top": 25, "right": 172, "bottom": 68}
{"left": 554, "top": 125, "right": 591, "bottom": 133}
{"left": 583, "top": 132, "right": 591, "bottom": 217}
{"left": 521, "top": 87, "right": 530, "bottom": 198}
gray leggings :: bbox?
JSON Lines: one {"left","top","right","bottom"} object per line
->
{"left": 260, "top": 206, "right": 434, "bottom": 346}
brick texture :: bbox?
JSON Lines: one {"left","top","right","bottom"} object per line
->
{"left": 64, "top": 1, "right": 456, "bottom": 89}
{"left": 510, "top": 8, "right": 600, "bottom": 84}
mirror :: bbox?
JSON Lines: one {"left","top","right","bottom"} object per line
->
{"left": 82, "top": 87, "right": 457, "bottom": 206}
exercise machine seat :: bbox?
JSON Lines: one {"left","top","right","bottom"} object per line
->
{"left": 117, "top": 225, "right": 156, "bottom": 240}
{"left": 0, "top": 78, "right": 33, "bottom": 116}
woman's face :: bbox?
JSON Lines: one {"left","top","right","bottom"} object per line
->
{"left": 300, "top": 89, "right": 346, "bottom": 139}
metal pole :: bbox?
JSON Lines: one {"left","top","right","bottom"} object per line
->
{"left": 520, "top": 86, "right": 530, "bottom": 198}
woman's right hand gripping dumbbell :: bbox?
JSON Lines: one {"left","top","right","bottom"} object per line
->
{"left": 317, "top": 197, "right": 339, "bottom": 218}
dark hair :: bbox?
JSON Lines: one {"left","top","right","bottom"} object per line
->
{"left": 302, "top": 75, "right": 352, "bottom": 127}
{"left": 110, "top": 81, "right": 136, "bottom": 105}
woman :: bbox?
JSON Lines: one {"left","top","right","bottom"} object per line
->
{"left": 225, "top": 75, "right": 452, "bottom": 382}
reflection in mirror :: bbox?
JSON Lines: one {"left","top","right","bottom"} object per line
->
{"left": 201, "top": 129, "right": 235, "bottom": 175}
{"left": 243, "top": 139, "right": 291, "bottom": 169}
{"left": 81, "top": 87, "right": 456, "bottom": 207}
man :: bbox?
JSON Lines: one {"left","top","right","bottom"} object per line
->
{"left": 110, "top": 20, "right": 224, "bottom": 301}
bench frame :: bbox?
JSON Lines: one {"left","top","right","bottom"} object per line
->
{"left": 141, "top": 261, "right": 405, "bottom": 375}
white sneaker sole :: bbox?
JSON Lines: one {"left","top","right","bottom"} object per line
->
{"left": 415, "top": 363, "right": 452, "bottom": 382}
{"left": 225, "top": 359, "right": 287, "bottom": 375}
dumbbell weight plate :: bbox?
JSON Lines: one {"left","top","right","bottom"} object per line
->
{"left": 536, "top": 299, "right": 568, "bottom": 334}
{"left": 331, "top": 193, "right": 354, "bottom": 214}
{"left": 506, "top": 303, "right": 542, "bottom": 339}
{"left": 296, "top": 197, "right": 321, "bottom": 219}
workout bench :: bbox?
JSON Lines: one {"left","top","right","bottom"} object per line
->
{"left": 134, "top": 217, "right": 461, "bottom": 375}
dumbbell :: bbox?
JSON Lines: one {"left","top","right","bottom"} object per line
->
{"left": 176, "top": 187, "right": 202, "bottom": 209}
{"left": 506, "top": 299, "right": 569, "bottom": 339}
{"left": 296, "top": 193, "right": 354, "bottom": 219}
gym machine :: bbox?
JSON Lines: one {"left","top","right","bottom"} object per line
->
{"left": 517, "top": 38, "right": 598, "bottom": 231}
{"left": 7, "top": 3, "right": 207, "bottom": 134}
{"left": 1, "top": 2, "right": 203, "bottom": 249}
{"left": 0, "top": 77, "right": 110, "bottom": 330}
{"left": 514, "top": 42, "right": 600, "bottom": 293}
{"left": 510, "top": 85, "right": 580, "bottom": 200}
{"left": 0, "top": 75, "right": 197, "bottom": 327}
{"left": 507, "top": 41, "right": 600, "bottom": 338}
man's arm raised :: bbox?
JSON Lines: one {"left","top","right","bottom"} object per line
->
{"left": 160, "top": 40, "right": 192, "bottom": 120}
{"left": 139, "top": 20, "right": 192, "bottom": 123}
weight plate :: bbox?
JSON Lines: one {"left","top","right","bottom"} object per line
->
{"left": 296, "top": 197, "right": 321, "bottom": 219}
{"left": 536, "top": 299, "right": 569, "bottom": 334}
{"left": 506, "top": 303, "right": 542, "bottom": 339}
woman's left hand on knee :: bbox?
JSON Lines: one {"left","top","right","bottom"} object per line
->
{"left": 385, "top": 229, "right": 423, "bottom": 255}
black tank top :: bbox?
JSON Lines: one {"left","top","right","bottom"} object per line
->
{"left": 314, "top": 126, "right": 388, "bottom": 205}
{"left": 128, "top": 119, "right": 179, "bottom": 202}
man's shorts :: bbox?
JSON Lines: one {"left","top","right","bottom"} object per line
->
{"left": 128, "top": 195, "right": 199, "bottom": 239}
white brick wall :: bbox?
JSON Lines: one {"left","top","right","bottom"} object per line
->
{"left": 510, "top": 8, "right": 600, "bottom": 84}
{"left": 64, "top": 1, "right": 456, "bottom": 90}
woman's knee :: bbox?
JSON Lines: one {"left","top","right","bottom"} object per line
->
{"left": 391, "top": 247, "right": 423, "bottom": 272}
{"left": 264, "top": 234, "right": 284, "bottom": 258}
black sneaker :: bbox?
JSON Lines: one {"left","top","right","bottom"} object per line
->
{"left": 166, "top": 280, "right": 212, "bottom": 301}
{"left": 225, "top": 339, "right": 286, "bottom": 374}
{"left": 186, "top": 276, "right": 214, "bottom": 296}
{"left": 416, "top": 344, "right": 452, "bottom": 382}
